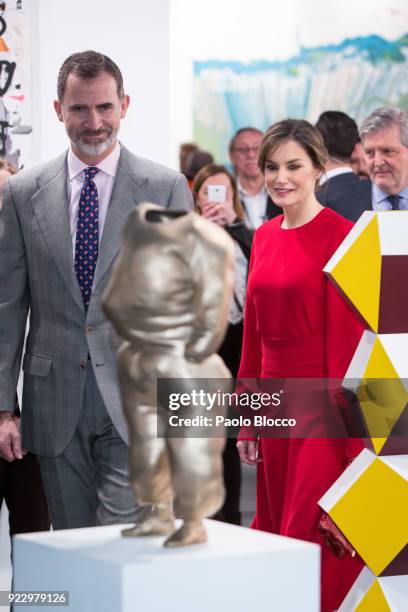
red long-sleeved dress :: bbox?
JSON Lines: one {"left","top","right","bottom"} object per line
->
{"left": 238, "top": 207, "right": 364, "bottom": 612}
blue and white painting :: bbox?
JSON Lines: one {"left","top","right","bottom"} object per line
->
{"left": 194, "top": 34, "right": 408, "bottom": 164}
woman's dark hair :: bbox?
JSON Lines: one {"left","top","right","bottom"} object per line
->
{"left": 258, "top": 119, "right": 327, "bottom": 175}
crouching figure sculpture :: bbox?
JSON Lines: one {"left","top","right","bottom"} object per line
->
{"left": 103, "top": 203, "right": 234, "bottom": 547}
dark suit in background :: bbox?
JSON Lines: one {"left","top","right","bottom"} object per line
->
{"left": 317, "top": 173, "right": 372, "bottom": 222}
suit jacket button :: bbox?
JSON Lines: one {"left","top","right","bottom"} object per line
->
{"left": 86, "top": 326, "right": 93, "bottom": 335}
{"left": 80, "top": 360, "right": 87, "bottom": 369}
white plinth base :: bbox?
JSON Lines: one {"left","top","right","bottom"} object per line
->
{"left": 13, "top": 520, "right": 320, "bottom": 612}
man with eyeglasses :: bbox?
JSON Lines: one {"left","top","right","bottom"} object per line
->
{"left": 227, "top": 127, "right": 280, "bottom": 257}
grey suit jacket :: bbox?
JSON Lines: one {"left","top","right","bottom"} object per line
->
{"left": 0, "top": 145, "right": 193, "bottom": 456}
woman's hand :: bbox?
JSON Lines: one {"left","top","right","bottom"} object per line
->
{"left": 201, "top": 200, "right": 236, "bottom": 226}
{"left": 318, "top": 512, "right": 356, "bottom": 559}
{"left": 237, "top": 439, "right": 261, "bottom": 466}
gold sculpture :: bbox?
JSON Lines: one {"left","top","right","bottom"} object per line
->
{"left": 103, "top": 203, "right": 235, "bottom": 547}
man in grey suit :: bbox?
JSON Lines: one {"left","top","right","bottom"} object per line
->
{"left": 0, "top": 50, "right": 193, "bottom": 529}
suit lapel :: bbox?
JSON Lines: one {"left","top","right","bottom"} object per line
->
{"left": 93, "top": 147, "right": 148, "bottom": 289}
{"left": 31, "top": 153, "right": 84, "bottom": 311}
{"left": 356, "top": 180, "right": 374, "bottom": 218}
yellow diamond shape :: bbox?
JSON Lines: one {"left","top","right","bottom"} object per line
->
{"left": 358, "top": 337, "right": 408, "bottom": 454}
{"left": 329, "top": 459, "right": 408, "bottom": 575}
{"left": 331, "top": 214, "right": 381, "bottom": 331}
{"left": 355, "top": 580, "right": 390, "bottom": 611}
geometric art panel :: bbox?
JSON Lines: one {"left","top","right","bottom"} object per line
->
{"left": 338, "top": 566, "right": 408, "bottom": 611}
{"left": 344, "top": 332, "right": 408, "bottom": 455}
{"left": 379, "top": 256, "right": 408, "bottom": 333}
{"left": 323, "top": 211, "right": 408, "bottom": 609}
{"left": 324, "top": 211, "right": 408, "bottom": 334}
{"left": 320, "top": 450, "right": 408, "bottom": 576}
{"left": 325, "top": 213, "right": 382, "bottom": 331}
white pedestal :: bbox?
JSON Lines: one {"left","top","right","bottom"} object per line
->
{"left": 13, "top": 520, "right": 320, "bottom": 612}
{"left": 0, "top": 505, "right": 12, "bottom": 592}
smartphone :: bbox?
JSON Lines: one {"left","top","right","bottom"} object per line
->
{"left": 207, "top": 184, "right": 226, "bottom": 202}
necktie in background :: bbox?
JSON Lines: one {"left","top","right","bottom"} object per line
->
{"left": 74, "top": 166, "right": 100, "bottom": 309}
{"left": 387, "top": 194, "right": 400, "bottom": 210}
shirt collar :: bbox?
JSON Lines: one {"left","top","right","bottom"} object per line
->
{"left": 237, "top": 178, "right": 267, "bottom": 198}
{"left": 67, "top": 141, "right": 121, "bottom": 181}
{"left": 372, "top": 182, "right": 408, "bottom": 205}
{"left": 319, "top": 166, "right": 353, "bottom": 186}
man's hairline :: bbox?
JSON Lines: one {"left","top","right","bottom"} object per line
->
{"left": 58, "top": 69, "right": 125, "bottom": 104}
{"left": 229, "top": 128, "right": 263, "bottom": 154}
{"left": 360, "top": 121, "right": 404, "bottom": 146}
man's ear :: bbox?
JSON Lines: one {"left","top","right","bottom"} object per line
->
{"left": 54, "top": 100, "right": 64, "bottom": 122}
{"left": 120, "top": 95, "right": 130, "bottom": 119}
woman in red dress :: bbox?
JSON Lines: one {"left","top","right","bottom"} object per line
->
{"left": 236, "top": 120, "right": 364, "bottom": 612}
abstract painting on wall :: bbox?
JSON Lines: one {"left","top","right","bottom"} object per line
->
{"left": 0, "top": 0, "right": 32, "bottom": 169}
{"left": 194, "top": 34, "right": 408, "bottom": 164}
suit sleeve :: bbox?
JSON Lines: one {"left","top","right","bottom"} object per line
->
{"left": 225, "top": 220, "right": 253, "bottom": 260}
{"left": 0, "top": 181, "right": 29, "bottom": 411}
{"left": 324, "top": 279, "right": 364, "bottom": 379}
{"left": 236, "top": 237, "right": 263, "bottom": 440}
{"left": 168, "top": 173, "right": 194, "bottom": 211}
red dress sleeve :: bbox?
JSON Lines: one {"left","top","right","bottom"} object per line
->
{"left": 237, "top": 235, "right": 262, "bottom": 380}
{"left": 324, "top": 226, "right": 366, "bottom": 461}
{"left": 324, "top": 278, "right": 365, "bottom": 379}
{"left": 236, "top": 235, "right": 262, "bottom": 441}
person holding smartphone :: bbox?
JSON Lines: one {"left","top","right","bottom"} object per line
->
{"left": 193, "top": 164, "right": 248, "bottom": 525}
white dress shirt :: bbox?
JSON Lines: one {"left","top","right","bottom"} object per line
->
{"left": 319, "top": 166, "right": 353, "bottom": 186}
{"left": 237, "top": 179, "right": 269, "bottom": 229}
{"left": 67, "top": 143, "right": 121, "bottom": 257}
{"left": 229, "top": 244, "right": 247, "bottom": 325}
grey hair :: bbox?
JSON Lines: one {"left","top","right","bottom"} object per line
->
{"left": 360, "top": 107, "right": 408, "bottom": 147}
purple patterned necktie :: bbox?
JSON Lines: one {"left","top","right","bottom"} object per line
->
{"left": 74, "top": 166, "right": 100, "bottom": 309}
{"left": 387, "top": 194, "right": 400, "bottom": 210}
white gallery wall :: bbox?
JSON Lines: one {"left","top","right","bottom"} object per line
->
{"left": 31, "top": 0, "right": 171, "bottom": 166}
{"left": 16, "top": 0, "right": 408, "bottom": 170}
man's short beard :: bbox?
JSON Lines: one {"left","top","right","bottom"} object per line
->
{"left": 71, "top": 128, "right": 117, "bottom": 157}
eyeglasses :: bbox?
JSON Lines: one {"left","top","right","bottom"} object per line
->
{"left": 233, "top": 146, "right": 259, "bottom": 156}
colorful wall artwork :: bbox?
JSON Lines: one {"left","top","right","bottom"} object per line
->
{"left": 194, "top": 34, "right": 408, "bottom": 164}
{"left": 0, "top": 0, "right": 32, "bottom": 169}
